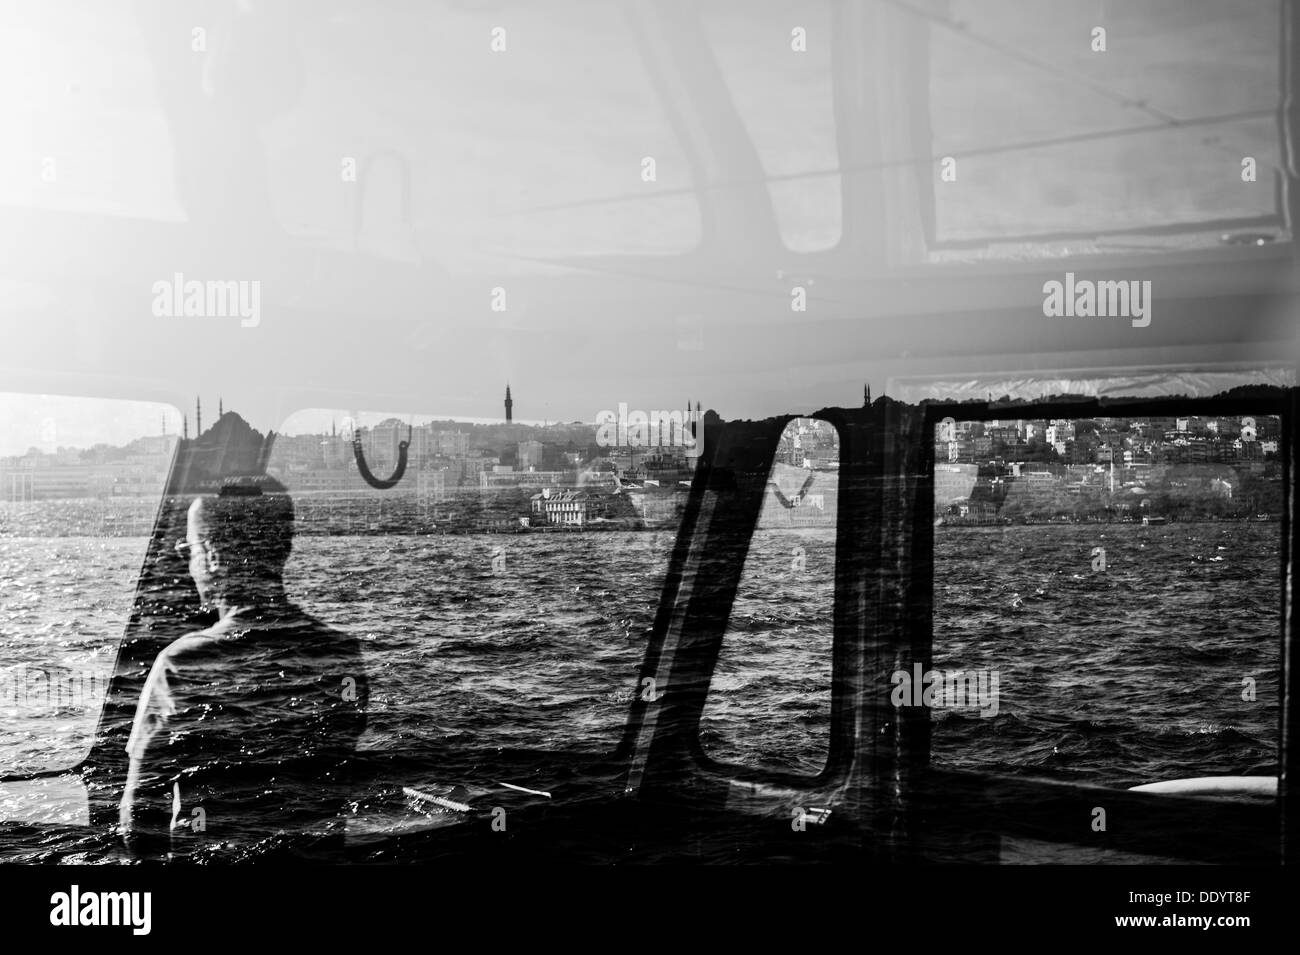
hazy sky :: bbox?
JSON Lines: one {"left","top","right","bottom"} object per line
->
{"left": 0, "top": 393, "right": 178, "bottom": 458}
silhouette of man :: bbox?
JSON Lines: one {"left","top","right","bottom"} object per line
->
{"left": 119, "top": 490, "right": 367, "bottom": 861}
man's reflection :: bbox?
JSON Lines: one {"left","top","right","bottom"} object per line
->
{"left": 119, "top": 489, "right": 367, "bottom": 861}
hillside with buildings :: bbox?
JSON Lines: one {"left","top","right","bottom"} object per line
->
{"left": 934, "top": 414, "right": 1283, "bottom": 524}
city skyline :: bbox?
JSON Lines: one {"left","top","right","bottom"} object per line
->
{"left": 3, "top": 391, "right": 1285, "bottom": 461}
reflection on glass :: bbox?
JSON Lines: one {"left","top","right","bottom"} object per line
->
{"left": 0, "top": 393, "right": 179, "bottom": 777}
{"left": 930, "top": 0, "right": 1282, "bottom": 249}
{"left": 700, "top": 418, "right": 838, "bottom": 775}
{"left": 930, "top": 413, "right": 1282, "bottom": 790}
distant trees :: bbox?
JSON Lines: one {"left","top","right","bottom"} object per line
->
{"left": 1236, "top": 469, "right": 1284, "bottom": 515}
{"left": 945, "top": 461, "right": 1282, "bottom": 524}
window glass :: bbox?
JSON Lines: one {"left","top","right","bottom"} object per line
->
{"left": 700, "top": 417, "right": 838, "bottom": 775}
{"left": 284, "top": 2, "right": 703, "bottom": 268}
{"left": 268, "top": 408, "right": 694, "bottom": 762}
{"left": 930, "top": 0, "right": 1283, "bottom": 250}
{"left": 0, "top": 3, "right": 701, "bottom": 270}
{"left": 0, "top": 394, "right": 178, "bottom": 777}
{"left": 699, "top": 0, "right": 841, "bottom": 251}
{"left": 929, "top": 413, "right": 1282, "bottom": 788}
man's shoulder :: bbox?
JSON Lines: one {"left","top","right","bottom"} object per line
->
{"left": 154, "top": 629, "right": 227, "bottom": 667}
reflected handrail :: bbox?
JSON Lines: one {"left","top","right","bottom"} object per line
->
{"left": 352, "top": 424, "right": 411, "bottom": 490}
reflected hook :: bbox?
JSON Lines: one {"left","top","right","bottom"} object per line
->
{"left": 353, "top": 423, "right": 411, "bottom": 490}
{"left": 768, "top": 471, "right": 816, "bottom": 509}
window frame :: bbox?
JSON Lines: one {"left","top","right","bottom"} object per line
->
{"left": 692, "top": 416, "right": 845, "bottom": 782}
{"left": 676, "top": 413, "right": 857, "bottom": 791}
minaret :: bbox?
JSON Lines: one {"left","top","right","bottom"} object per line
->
{"left": 183, "top": 415, "right": 189, "bottom": 440}
{"left": 504, "top": 383, "right": 513, "bottom": 423}
{"left": 864, "top": 384, "right": 872, "bottom": 407}
{"left": 196, "top": 397, "right": 202, "bottom": 436}
{"left": 161, "top": 414, "right": 167, "bottom": 436}
{"left": 218, "top": 397, "right": 223, "bottom": 418}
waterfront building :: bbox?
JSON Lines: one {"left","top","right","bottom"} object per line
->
{"left": 529, "top": 487, "right": 603, "bottom": 525}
